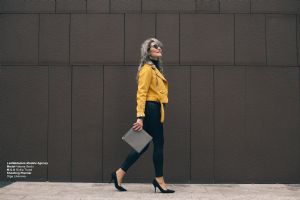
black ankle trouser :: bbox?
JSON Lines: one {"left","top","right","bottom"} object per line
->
{"left": 120, "top": 101, "right": 164, "bottom": 177}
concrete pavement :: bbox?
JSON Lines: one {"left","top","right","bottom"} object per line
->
{"left": 0, "top": 181, "right": 300, "bottom": 200}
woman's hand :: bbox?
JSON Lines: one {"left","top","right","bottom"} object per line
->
{"left": 132, "top": 118, "right": 143, "bottom": 132}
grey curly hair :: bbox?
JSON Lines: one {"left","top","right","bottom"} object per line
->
{"left": 136, "top": 38, "right": 164, "bottom": 82}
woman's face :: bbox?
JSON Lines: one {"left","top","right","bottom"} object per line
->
{"left": 149, "top": 42, "right": 162, "bottom": 60}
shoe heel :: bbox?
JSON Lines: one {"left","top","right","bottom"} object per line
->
{"left": 152, "top": 178, "right": 175, "bottom": 193}
{"left": 152, "top": 180, "right": 157, "bottom": 193}
{"left": 111, "top": 172, "right": 127, "bottom": 192}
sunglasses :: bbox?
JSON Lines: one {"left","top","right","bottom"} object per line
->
{"left": 149, "top": 43, "right": 162, "bottom": 50}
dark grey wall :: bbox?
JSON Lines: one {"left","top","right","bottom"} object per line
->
{"left": 0, "top": 0, "right": 300, "bottom": 183}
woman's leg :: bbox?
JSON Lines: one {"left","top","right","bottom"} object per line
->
{"left": 151, "top": 122, "right": 164, "bottom": 177}
{"left": 143, "top": 102, "right": 169, "bottom": 190}
{"left": 119, "top": 142, "right": 150, "bottom": 173}
{"left": 117, "top": 102, "right": 164, "bottom": 183}
{"left": 142, "top": 102, "right": 164, "bottom": 177}
{"left": 152, "top": 123, "right": 168, "bottom": 190}
{"left": 116, "top": 142, "right": 149, "bottom": 184}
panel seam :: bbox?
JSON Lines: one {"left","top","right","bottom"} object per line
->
{"left": 234, "top": 13, "right": 235, "bottom": 66}
{"left": 69, "top": 13, "right": 72, "bottom": 182}
{"left": 265, "top": 14, "right": 267, "bottom": 65}
{"left": 69, "top": 14, "right": 71, "bottom": 65}
{"left": 244, "top": 66, "right": 247, "bottom": 182}
{"left": 189, "top": 65, "right": 192, "bottom": 183}
{"left": 101, "top": 65, "right": 104, "bottom": 182}
{"left": 85, "top": 0, "right": 87, "bottom": 14}
{"left": 179, "top": 13, "right": 181, "bottom": 65}
{"left": 109, "top": 0, "right": 111, "bottom": 13}
{"left": 296, "top": 14, "right": 298, "bottom": 65}
{"left": 124, "top": 13, "right": 125, "bottom": 65}
{"left": 38, "top": 14, "right": 40, "bottom": 65}
{"left": 47, "top": 65, "right": 49, "bottom": 181}
{"left": 212, "top": 66, "right": 215, "bottom": 183}
{"left": 141, "top": 0, "right": 143, "bottom": 13}
{"left": 155, "top": 13, "right": 157, "bottom": 37}
{"left": 70, "top": 65, "right": 73, "bottom": 182}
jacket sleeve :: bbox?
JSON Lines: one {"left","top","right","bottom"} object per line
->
{"left": 136, "top": 66, "right": 152, "bottom": 118}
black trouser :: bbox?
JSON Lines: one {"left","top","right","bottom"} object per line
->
{"left": 120, "top": 101, "right": 164, "bottom": 177}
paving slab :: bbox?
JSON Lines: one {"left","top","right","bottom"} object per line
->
{"left": 0, "top": 182, "right": 299, "bottom": 200}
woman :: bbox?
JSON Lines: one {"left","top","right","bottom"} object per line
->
{"left": 110, "top": 38, "right": 175, "bottom": 193}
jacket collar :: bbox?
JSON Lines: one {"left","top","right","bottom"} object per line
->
{"left": 144, "top": 63, "right": 167, "bottom": 82}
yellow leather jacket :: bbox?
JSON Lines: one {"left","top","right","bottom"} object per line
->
{"left": 136, "top": 63, "right": 168, "bottom": 123}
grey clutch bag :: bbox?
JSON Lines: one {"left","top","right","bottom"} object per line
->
{"left": 122, "top": 128, "right": 152, "bottom": 153}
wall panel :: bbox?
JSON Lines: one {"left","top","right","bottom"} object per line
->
{"left": 180, "top": 14, "right": 234, "bottom": 65}
{"left": 245, "top": 66, "right": 300, "bottom": 183}
{"left": 39, "top": 14, "right": 70, "bottom": 64}
{"left": 214, "top": 66, "right": 246, "bottom": 182}
{"left": 143, "top": 0, "right": 195, "bottom": 13}
{"left": 0, "top": 0, "right": 55, "bottom": 13}
{"left": 156, "top": 14, "right": 180, "bottom": 64}
{"left": 70, "top": 14, "right": 124, "bottom": 65}
{"left": 235, "top": 14, "right": 266, "bottom": 65}
{"left": 266, "top": 15, "right": 297, "bottom": 66}
{"left": 191, "top": 66, "right": 214, "bottom": 183}
{"left": 163, "top": 66, "right": 190, "bottom": 183}
{"left": 48, "top": 66, "right": 72, "bottom": 181}
{"left": 220, "top": 0, "right": 250, "bottom": 13}
{"left": 0, "top": 14, "right": 38, "bottom": 64}
{"left": 0, "top": 66, "right": 48, "bottom": 181}
{"left": 72, "top": 66, "right": 103, "bottom": 182}
{"left": 251, "top": 0, "right": 300, "bottom": 14}
{"left": 124, "top": 14, "right": 155, "bottom": 65}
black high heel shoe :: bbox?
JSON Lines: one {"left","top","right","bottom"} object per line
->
{"left": 152, "top": 179, "right": 175, "bottom": 193}
{"left": 110, "top": 172, "right": 127, "bottom": 191}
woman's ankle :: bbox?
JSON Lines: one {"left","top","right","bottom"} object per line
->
{"left": 155, "top": 176, "right": 164, "bottom": 183}
{"left": 116, "top": 168, "right": 126, "bottom": 176}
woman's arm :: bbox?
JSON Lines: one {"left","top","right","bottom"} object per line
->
{"left": 133, "top": 66, "right": 152, "bottom": 131}
{"left": 136, "top": 66, "right": 152, "bottom": 118}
